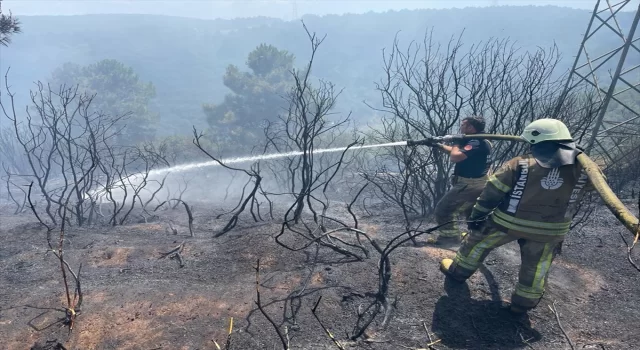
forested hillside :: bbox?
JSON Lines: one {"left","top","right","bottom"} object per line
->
{"left": 1, "top": 6, "right": 636, "bottom": 135}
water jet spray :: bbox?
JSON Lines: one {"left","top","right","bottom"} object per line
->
{"left": 147, "top": 141, "right": 409, "bottom": 177}
{"left": 87, "top": 141, "right": 409, "bottom": 200}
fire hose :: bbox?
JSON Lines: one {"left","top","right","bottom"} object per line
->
{"left": 407, "top": 133, "right": 639, "bottom": 237}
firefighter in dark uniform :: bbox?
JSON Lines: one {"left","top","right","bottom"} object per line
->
{"left": 439, "top": 118, "right": 603, "bottom": 314}
{"left": 428, "top": 116, "right": 493, "bottom": 247}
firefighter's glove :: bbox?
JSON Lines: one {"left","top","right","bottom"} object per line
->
{"left": 467, "top": 217, "right": 486, "bottom": 232}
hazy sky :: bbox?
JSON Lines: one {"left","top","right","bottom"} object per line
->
{"left": 3, "top": 1, "right": 599, "bottom": 20}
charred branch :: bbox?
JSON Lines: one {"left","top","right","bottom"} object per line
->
{"left": 193, "top": 127, "right": 266, "bottom": 237}
{"left": 350, "top": 222, "right": 450, "bottom": 340}
{"left": 255, "top": 259, "right": 289, "bottom": 350}
{"left": 158, "top": 241, "right": 185, "bottom": 268}
{"left": 312, "top": 296, "right": 346, "bottom": 350}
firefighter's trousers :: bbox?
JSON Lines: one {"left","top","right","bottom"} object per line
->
{"left": 448, "top": 225, "right": 562, "bottom": 310}
{"left": 435, "top": 176, "right": 488, "bottom": 238}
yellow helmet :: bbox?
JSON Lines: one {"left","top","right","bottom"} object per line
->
{"left": 521, "top": 118, "right": 573, "bottom": 144}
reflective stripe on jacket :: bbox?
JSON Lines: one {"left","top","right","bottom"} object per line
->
{"left": 469, "top": 154, "right": 602, "bottom": 242}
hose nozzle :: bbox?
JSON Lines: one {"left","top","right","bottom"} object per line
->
{"left": 406, "top": 138, "right": 434, "bottom": 147}
{"left": 407, "top": 134, "right": 467, "bottom": 146}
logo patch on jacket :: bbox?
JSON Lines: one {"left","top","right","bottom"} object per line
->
{"left": 541, "top": 168, "right": 564, "bottom": 190}
{"left": 463, "top": 139, "right": 479, "bottom": 151}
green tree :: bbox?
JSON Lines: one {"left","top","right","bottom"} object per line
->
{"left": 203, "top": 44, "right": 295, "bottom": 151}
{"left": 51, "top": 59, "right": 158, "bottom": 145}
{"left": 0, "top": 2, "right": 21, "bottom": 46}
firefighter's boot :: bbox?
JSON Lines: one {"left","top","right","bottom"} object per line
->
{"left": 509, "top": 304, "right": 529, "bottom": 315}
{"left": 439, "top": 259, "right": 467, "bottom": 282}
{"left": 500, "top": 302, "right": 530, "bottom": 317}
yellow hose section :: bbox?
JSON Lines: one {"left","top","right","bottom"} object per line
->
{"left": 456, "top": 133, "right": 639, "bottom": 235}
{"left": 576, "top": 153, "right": 639, "bottom": 235}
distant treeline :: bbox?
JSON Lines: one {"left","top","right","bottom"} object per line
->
{"left": 1, "top": 6, "right": 637, "bottom": 135}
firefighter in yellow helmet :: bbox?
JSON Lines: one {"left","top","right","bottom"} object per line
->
{"left": 438, "top": 118, "right": 602, "bottom": 314}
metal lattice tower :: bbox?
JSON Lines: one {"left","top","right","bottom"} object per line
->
{"left": 556, "top": 0, "right": 640, "bottom": 158}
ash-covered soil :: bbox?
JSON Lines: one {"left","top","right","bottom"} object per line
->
{"left": 0, "top": 199, "right": 638, "bottom": 350}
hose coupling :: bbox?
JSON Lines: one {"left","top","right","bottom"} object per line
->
{"left": 435, "top": 134, "right": 465, "bottom": 143}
